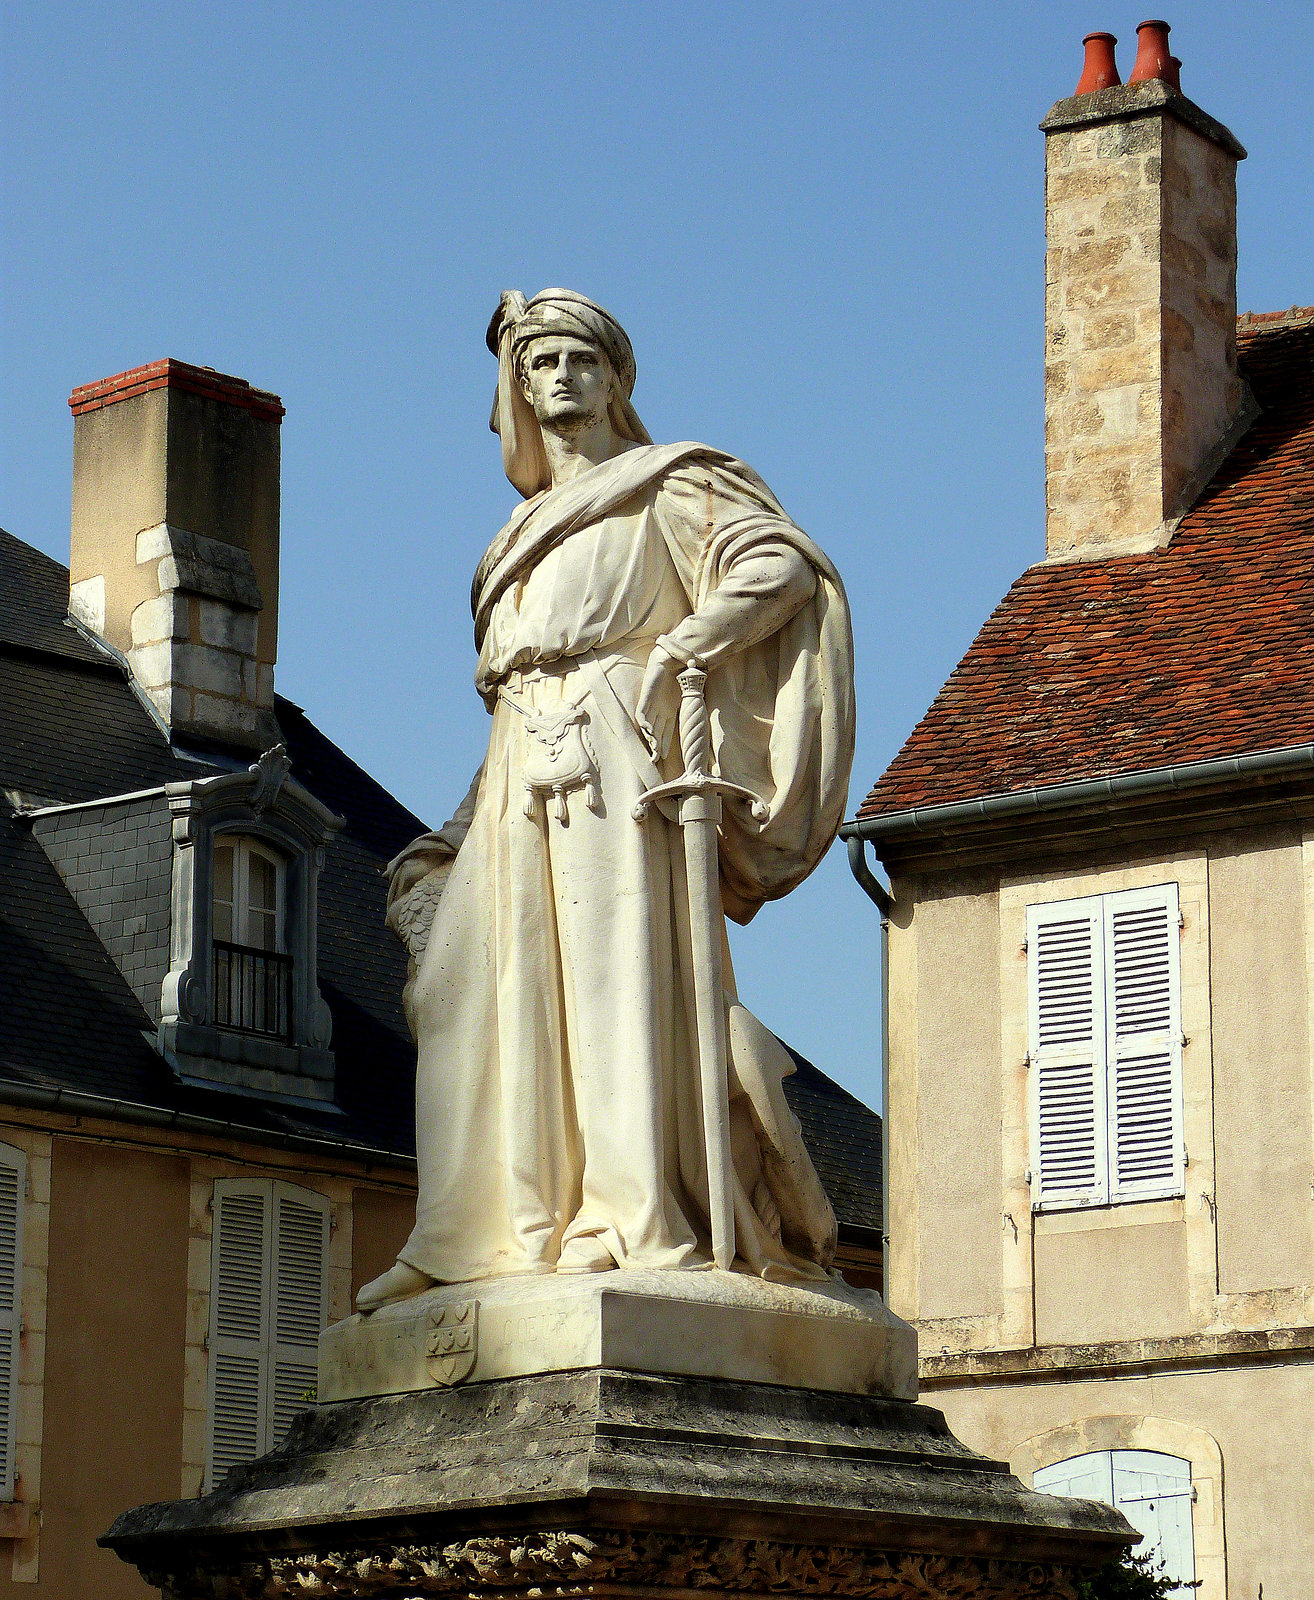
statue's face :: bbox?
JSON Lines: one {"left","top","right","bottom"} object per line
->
{"left": 519, "top": 335, "right": 615, "bottom": 436}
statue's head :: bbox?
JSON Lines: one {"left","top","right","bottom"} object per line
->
{"left": 487, "top": 289, "right": 651, "bottom": 497}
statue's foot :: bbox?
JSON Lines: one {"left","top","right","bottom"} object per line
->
{"left": 556, "top": 1234, "right": 618, "bottom": 1274}
{"left": 355, "top": 1261, "right": 436, "bottom": 1313}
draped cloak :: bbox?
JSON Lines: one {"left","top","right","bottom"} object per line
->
{"left": 392, "top": 442, "right": 855, "bottom": 1283}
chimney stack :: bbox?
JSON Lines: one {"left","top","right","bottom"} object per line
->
{"left": 68, "top": 360, "right": 283, "bottom": 750}
{"left": 1042, "top": 25, "right": 1249, "bottom": 560}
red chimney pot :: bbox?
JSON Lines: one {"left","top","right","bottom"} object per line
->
{"left": 1129, "top": 19, "right": 1177, "bottom": 87}
{"left": 1075, "top": 32, "right": 1121, "bottom": 95}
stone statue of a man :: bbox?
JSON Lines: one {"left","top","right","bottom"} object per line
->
{"left": 357, "top": 289, "right": 855, "bottom": 1310}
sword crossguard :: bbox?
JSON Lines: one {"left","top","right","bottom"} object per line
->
{"left": 632, "top": 658, "right": 768, "bottom": 826}
{"left": 632, "top": 774, "right": 769, "bottom": 824}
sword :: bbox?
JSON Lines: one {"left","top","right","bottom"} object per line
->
{"left": 633, "top": 661, "right": 768, "bottom": 1270}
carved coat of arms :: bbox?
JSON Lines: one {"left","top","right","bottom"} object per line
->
{"left": 425, "top": 1300, "right": 478, "bottom": 1386}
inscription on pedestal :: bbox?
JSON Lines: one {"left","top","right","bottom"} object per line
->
{"left": 499, "top": 1307, "right": 570, "bottom": 1347}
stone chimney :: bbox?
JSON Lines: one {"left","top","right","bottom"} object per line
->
{"left": 67, "top": 360, "right": 284, "bottom": 750}
{"left": 1041, "top": 24, "right": 1250, "bottom": 560}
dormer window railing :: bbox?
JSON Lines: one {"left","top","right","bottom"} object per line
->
{"left": 211, "top": 941, "right": 293, "bottom": 1040}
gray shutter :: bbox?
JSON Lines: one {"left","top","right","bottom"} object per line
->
{"left": 269, "top": 1185, "right": 328, "bottom": 1448}
{"left": 0, "top": 1145, "right": 25, "bottom": 1500}
{"left": 1105, "top": 886, "right": 1184, "bottom": 1203}
{"left": 207, "top": 1183, "right": 269, "bottom": 1487}
{"left": 1028, "top": 899, "right": 1108, "bottom": 1208}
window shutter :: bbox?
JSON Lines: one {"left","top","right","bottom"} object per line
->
{"left": 1105, "top": 886, "right": 1184, "bottom": 1202}
{"left": 269, "top": 1185, "right": 328, "bottom": 1448}
{"left": 1034, "top": 1450, "right": 1114, "bottom": 1503}
{"left": 1028, "top": 899, "right": 1108, "bottom": 1208}
{"left": 207, "top": 1179, "right": 328, "bottom": 1488}
{"left": 208, "top": 1183, "right": 270, "bottom": 1487}
{"left": 0, "top": 1145, "right": 25, "bottom": 1501}
{"left": 1110, "top": 1450, "right": 1196, "bottom": 1594}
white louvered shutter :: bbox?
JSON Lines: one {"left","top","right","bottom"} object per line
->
{"left": 0, "top": 1145, "right": 25, "bottom": 1500}
{"left": 1105, "top": 887, "right": 1184, "bottom": 1203}
{"left": 207, "top": 1180, "right": 328, "bottom": 1489}
{"left": 208, "top": 1183, "right": 269, "bottom": 1488}
{"left": 269, "top": 1184, "right": 328, "bottom": 1449}
{"left": 1028, "top": 898, "right": 1108, "bottom": 1208}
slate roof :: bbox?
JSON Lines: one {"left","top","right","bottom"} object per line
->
{"left": 782, "top": 1049, "right": 883, "bottom": 1236}
{"left": 0, "top": 527, "right": 882, "bottom": 1233}
{"left": 858, "top": 309, "right": 1314, "bottom": 822}
{"left": 0, "top": 528, "right": 424, "bottom": 1160}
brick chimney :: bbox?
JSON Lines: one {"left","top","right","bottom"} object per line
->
{"left": 68, "top": 360, "right": 284, "bottom": 750}
{"left": 1041, "top": 33, "right": 1251, "bottom": 560}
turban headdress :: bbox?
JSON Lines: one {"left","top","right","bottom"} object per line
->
{"left": 486, "top": 288, "right": 652, "bottom": 497}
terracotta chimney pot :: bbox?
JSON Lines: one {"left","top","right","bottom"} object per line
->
{"left": 1129, "top": 19, "right": 1175, "bottom": 85}
{"left": 1075, "top": 32, "right": 1121, "bottom": 95}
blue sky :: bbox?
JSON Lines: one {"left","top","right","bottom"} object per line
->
{"left": 3, "top": 2, "right": 1311, "bottom": 1113}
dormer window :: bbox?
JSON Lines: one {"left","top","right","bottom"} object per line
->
{"left": 159, "top": 747, "right": 342, "bottom": 1107}
{"left": 212, "top": 836, "right": 291, "bottom": 1042}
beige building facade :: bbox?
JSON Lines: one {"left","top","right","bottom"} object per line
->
{"left": 846, "top": 31, "right": 1314, "bottom": 1600}
{"left": 0, "top": 1116, "right": 413, "bottom": 1598}
{"left": 872, "top": 816, "right": 1314, "bottom": 1599}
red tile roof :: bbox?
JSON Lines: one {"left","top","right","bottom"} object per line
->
{"left": 858, "top": 308, "right": 1314, "bottom": 822}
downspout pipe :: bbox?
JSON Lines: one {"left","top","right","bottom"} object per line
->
{"left": 840, "top": 739, "right": 1314, "bottom": 843}
{"left": 845, "top": 835, "right": 892, "bottom": 1295}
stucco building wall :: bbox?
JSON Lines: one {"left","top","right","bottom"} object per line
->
{"left": 885, "top": 821, "right": 1314, "bottom": 1599}
{"left": 0, "top": 1112, "right": 418, "bottom": 1595}
{"left": 932, "top": 1360, "right": 1313, "bottom": 1600}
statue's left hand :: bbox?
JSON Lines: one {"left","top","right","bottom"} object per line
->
{"left": 636, "top": 643, "right": 682, "bottom": 761}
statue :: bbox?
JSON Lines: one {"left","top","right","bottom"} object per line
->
{"left": 357, "top": 289, "right": 855, "bottom": 1310}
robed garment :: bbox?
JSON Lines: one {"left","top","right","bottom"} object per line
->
{"left": 389, "top": 441, "right": 855, "bottom": 1284}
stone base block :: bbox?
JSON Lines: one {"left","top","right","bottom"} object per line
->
{"left": 103, "top": 1369, "right": 1134, "bottom": 1598}
{"left": 320, "top": 1268, "right": 918, "bottom": 1402}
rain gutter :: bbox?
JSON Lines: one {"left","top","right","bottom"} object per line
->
{"left": 839, "top": 741, "right": 1314, "bottom": 845}
{"left": 0, "top": 1077, "right": 416, "bottom": 1172}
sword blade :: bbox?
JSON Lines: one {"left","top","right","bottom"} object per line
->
{"left": 679, "top": 789, "right": 735, "bottom": 1270}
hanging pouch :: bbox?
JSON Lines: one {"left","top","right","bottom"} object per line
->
{"left": 499, "top": 690, "right": 602, "bottom": 823}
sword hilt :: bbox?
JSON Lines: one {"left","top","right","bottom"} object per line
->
{"left": 633, "top": 658, "right": 769, "bottom": 826}
{"left": 677, "top": 663, "right": 712, "bottom": 781}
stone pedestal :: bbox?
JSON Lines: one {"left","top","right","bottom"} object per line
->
{"left": 319, "top": 1269, "right": 919, "bottom": 1402}
{"left": 105, "top": 1272, "right": 1131, "bottom": 1596}
{"left": 104, "top": 1368, "right": 1132, "bottom": 1598}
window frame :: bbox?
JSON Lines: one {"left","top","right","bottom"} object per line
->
{"left": 1027, "top": 882, "right": 1185, "bottom": 1213}
{"left": 1035, "top": 1448, "right": 1196, "bottom": 1594}
{"left": 213, "top": 834, "right": 287, "bottom": 954}
{"left": 158, "top": 749, "right": 341, "bottom": 1104}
